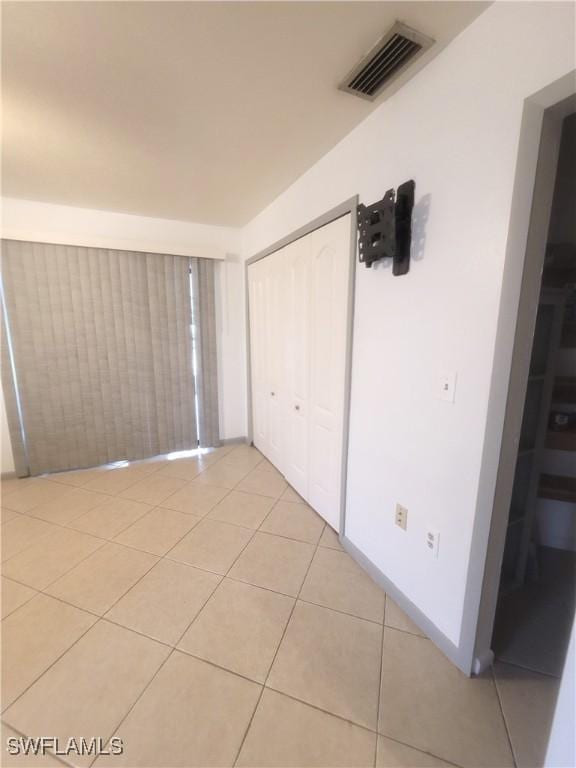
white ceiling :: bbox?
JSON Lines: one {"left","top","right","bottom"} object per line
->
{"left": 2, "top": 2, "right": 489, "bottom": 226}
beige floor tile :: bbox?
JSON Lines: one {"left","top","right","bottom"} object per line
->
{"left": 207, "top": 490, "right": 275, "bottom": 530}
{"left": 107, "top": 559, "right": 220, "bottom": 645}
{"left": 3, "top": 621, "right": 170, "bottom": 768}
{"left": 120, "top": 460, "right": 163, "bottom": 477}
{"left": 229, "top": 532, "right": 315, "bottom": 597}
{"left": 280, "top": 485, "right": 305, "bottom": 503}
{"left": 268, "top": 601, "right": 382, "bottom": 729}
{"left": 2, "top": 723, "right": 63, "bottom": 766}
{"left": 379, "top": 628, "right": 514, "bottom": 767}
{"left": 46, "top": 543, "right": 158, "bottom": 615}
{"left": 45, "top": 467, "right": 109, "bottom": 488}
{"left": 376, "top": 736, "right": 453, "bottom": 767}
{"left": 155, "top": 456, "right": 204, "bottom": 481}
{"left": 2, "top": 529, "right": 104, "bottom": 590}
{"left": 96, "top": 651, "right": 261, "bottom": 767}
{"left": 318, "top": 525, "right": 343, "bottom": 550}
{"left": 76, "top": 467, "right": 143, "bottom": 496}
{"left": 162, "top": 481, "right": 229, "bottom": 516}
{"left": 494, "top": 661, "right": 560, "bottom": 768}
{"left": 193, "top": 462, "right": 251, "bottom": 489}
{"left": 119, "top": 474, "right": 187, "bottom": 506}
{"left": 1, "top": 516, "right": 56, "bottom": 562}
{"left": 200, "top": 445, "right": 235, "bottom": 464}
{"left": 259, "top": 458, "right": 282, "bottom": 474}
{"left": 1, "top": 480, "right": 69, "bottom": 514}
{"left": 385, "top": 596, "right": 426, "bottom": 637}
{"left": 260, "top": 500, "right": 325, "bottom": 544}
{"left": 179, "top": 579, "right": 294, "bottom": 682}
{"left": 220, "top": 447, "right": 265, "bottom": 473}
{"left": 114, "top": 507, "right": 199, "bottom": 555}
{"left": 237, "top": 688, "right": 376, "bottom": 768}
{"left": 237, "top": 468, "right": 287, "bottom": 499}
{"left": 1, "top": 507, "right": 21, "bottom": 524}
{"left": 1, "top": 577, "right": 37, "bottom": 619}
{"left": 31, "top": 488, "right": 109, "bottom": 526}
{"left": 300, "top": 547, "right": 385, "bottom": 623}
{"left": 168, "top": 518, "right": 253, "bottom": 575}
{"left": 2, "top": 594, "right": 97, "bottom": 708}
{"left": 1, "top": 477, "right": 32, "bottom": 497}
{"left": 69, "top": 496, "right": 152, "bottom": 540}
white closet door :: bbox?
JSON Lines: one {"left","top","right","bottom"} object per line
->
{"left": 308, "top": 214, "right": 351, "bottom": 531}
{"left": 265, "top": 248, "right": 288, "bottom": 470}
{"left": 284, "top": 236, "right": 312, "bottom": 498}
{"left": 248, "top": 256, "right": 271, "bottom": 457}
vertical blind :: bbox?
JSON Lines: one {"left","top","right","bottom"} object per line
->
{"left": 1, "top": 240, "right": 220, "bottom": 477}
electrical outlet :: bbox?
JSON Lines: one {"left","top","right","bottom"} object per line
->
{"left": 426, "top": 528, "right": 440, "bottom": 558}
{"left": 395, "top": 504, "right": 408, "bottom": 530}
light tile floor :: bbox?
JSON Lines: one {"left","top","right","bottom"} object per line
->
{"left": 0, "top": 445, "right": 559, "bottom": 767}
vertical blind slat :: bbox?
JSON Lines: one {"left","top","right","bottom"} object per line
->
{"left": 192, "top": 258, "right": 220, "bottom": 448}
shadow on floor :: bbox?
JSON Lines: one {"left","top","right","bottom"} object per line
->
{"left": 493, "top": 546, "right": 575, "bottom": 677}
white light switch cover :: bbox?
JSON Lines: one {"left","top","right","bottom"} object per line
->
{"left": 438, "top": 371, "right": 457, "bottom": 403}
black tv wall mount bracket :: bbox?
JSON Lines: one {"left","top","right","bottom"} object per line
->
{"left": 357, "top": 180, "right": 415, "bottom": 274}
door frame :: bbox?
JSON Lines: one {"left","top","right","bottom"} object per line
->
{"left": 470, "top": 75, "right": 576, "bottom": 673}
{"left": 245, "top": 195, "right": 358, "bottom": 536}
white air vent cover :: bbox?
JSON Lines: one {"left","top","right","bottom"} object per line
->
{"left": 339, "top": 22, "right": 434, "bottom": 101}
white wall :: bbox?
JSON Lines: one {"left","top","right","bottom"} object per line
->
{"left": 241, "top": 2, "right": 575, "bottom": 647}
{"left": 0, "top": 198, "right": 246, "bottom": 472}
{"left": 1, "top": 197, "right": 236, "bottom": 260}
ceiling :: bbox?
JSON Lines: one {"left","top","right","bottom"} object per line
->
{"left": 2, "top": 2, "right": 489, "bottom": 226}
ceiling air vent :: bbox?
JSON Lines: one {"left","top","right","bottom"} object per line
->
{"left": 340, "top": 22, "right": 434, "bottom": 101}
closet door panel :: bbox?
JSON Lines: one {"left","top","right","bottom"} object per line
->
{"left": 266, "top": 248, "right": 288, "bottom": 471}
{"left": 284, "top": 237, "right": 311, "bottom": 497}
{"left": 248, "top": 258, "right": 270, "bottom": 456}
{"left": 308, "top": 214, "right": 351, "bottom": 531}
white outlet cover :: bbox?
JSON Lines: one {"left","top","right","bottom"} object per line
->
{"left": 437, "top": 371, "right": 457, "bottom": 403}
{"left": 426, "top": 528, "right": 440, "bottom": 558}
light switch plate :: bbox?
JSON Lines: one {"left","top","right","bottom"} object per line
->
{"left": 438, "top": 371, "right": 457, "bottom": 403}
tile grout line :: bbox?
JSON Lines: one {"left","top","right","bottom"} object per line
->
{"left": 0, "top": 720, "right": 75, "bottom": 768}
{"left": 2, "top": 442, "right": 239, "bottom": 526}
{"left": 2, "top": 449, "right": 413, "bottom": 767}
{"left": 373, "top": 595, "right": 387, "bottom": 767}
{"left": 3, "top": 450, "right": 457, "bottom": 768}
{"left": 1, "top": 613, "right": 100, "bottom": 719}
{"left": 3, "top": 459, "right": 166, "bottom": 513}
{"left": 0, "top": 579, "right": 38, "bottom": 620}
{"left": 2, "top": 456, "right": 281, "bottom": 559}
{"left": 0, "top": 454, "right": 237, "bottom": 692}
{"left": 491, "top": 665, "right": 519, "bottom": 768}
{"left": 1, "top": 446, "right": 257, "bottom": 574}
{"left": 2, "top": 535, "right": 109, "bottom": 595}
{"left": 2, "top": 610, "right": 464, "bottom": 768}
{"left": 159, "top": 479, "right": 291, "bottom": 655}
{"left": 88, "top": 450, "right": 271, "bottom": 764}
{"left": 1, "top": 446, "right": 249, "bottom": 764}
{"left": 231, "top": 502, "right": 324, "bottom": 767}
{"left": 87, "top": 643, "right": 178, "bottom": 768}
{"left": 494, "top": 657, "right": 564, "bottom": 680}
{"left": 70, "top": 451, "right": 265, "bottom": 764}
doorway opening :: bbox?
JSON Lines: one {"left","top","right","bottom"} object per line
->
{"left": 487, "top": 106, "right": 575, "bottom": 763}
